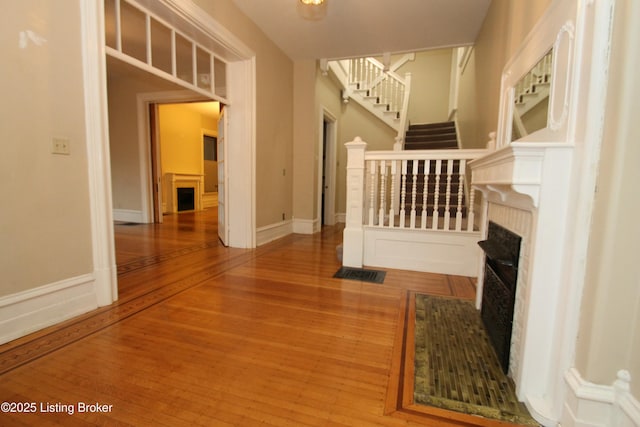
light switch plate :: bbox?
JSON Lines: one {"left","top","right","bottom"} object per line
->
{"left": 52, "top": 137, "right": 70, "bottom": 155}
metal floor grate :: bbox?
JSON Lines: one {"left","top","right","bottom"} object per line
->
{"left": 333, "top": 267, "right": 386, "bottom": 284}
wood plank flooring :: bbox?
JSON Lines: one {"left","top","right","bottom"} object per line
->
{"left": 0, "top": 209, "right": 512, "bottom": 426}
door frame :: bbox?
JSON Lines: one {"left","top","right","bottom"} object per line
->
{"left": 82, "top": 0, "right": 257, "bottom": 307}
{"left": 137, "top": 91, "right": 211, "bottom": 224}
{"left": 317, "top": 106, "right": 337, "bottom": 227}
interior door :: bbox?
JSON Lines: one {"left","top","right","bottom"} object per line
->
{"left": 149, "top": 103, "right": 163, "bottom": 223}
{"left": 217, "top": 106, "right": 229, "bottom": 246}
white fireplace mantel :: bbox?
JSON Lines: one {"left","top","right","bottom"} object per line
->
{"left": 163, "top": 173, "right": 204, "bottom": 213}
{"left": 469, "top": 141, "right": 575, "bottom": 425}
{"left": 469, "top": 142, "right": 573, "bottom": 210}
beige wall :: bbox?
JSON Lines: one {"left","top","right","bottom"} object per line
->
{"left": 456, "top": 51, "right": 481, "bottom": 148}
{"left": 576, "top": 0, "right": 640, "bottom": 397}
{"left": 107, "top": 73, "right": 170, "bottom": 212}
{"left": 158, "top": 104, "right": 216, "bottom": 176}
{"left": 293, "top": 60, "right": 320, "bottom": 221}
{"left": 396, "top": 49, "right": 453, "bottom": 125}
{"left": 464, "top": 0, "right": 552, "bottom": 148}
{"left": 336, "top": 96, "right": 397, "bottom": 215}
{"left": 194, "top": 0, "right": 294, "bottom": 228}
{"left": 314, "top": 66, "right": 398, "bottom": 217}
{"left": 0, "top": 0, "right": 93, "bottom": 296}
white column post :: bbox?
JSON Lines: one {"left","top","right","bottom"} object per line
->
{"left": 342, "top": 137, "right": 367, "bottom": 267}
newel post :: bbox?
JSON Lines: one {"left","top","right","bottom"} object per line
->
{"left": 342, "top": 137, "right": 367, "bottom": 267}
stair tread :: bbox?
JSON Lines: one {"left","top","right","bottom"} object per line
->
{"left": 404, "top": 143, "right": 458, "bottom": 150}
{"left": 409, "top": 121, "right": 455, "bottom": 130}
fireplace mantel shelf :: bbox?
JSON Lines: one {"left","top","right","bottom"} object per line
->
{"left": 469, "top": 142, "right": 573, "bottom": 209}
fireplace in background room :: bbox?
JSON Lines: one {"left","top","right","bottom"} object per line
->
{"left": 177, "top": 187, "right": 195, "bottom": 211}
{"left": 478, "top": 221, "right": 522, "bottom": 373}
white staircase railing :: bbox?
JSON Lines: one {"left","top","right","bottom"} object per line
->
{"left": 349, "top": 57, "right": 405, "bottom": 113}
{"left": 342, "top": 137, "right": 486, "bottom": 271}
{"left": 327, "top": 57, "right": 412, "bottom": 135}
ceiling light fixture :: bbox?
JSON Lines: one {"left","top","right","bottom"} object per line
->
{"left": 297, "top": 0, "right": 327, "bottom": 20}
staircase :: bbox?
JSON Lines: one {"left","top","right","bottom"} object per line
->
{"left": 327, "top": 56, "right": 413, "bottom": 134}
{"left": 403, "top": 121, "right": 466, "bottom": 217}
{"left": 404, "top": 121, "right": 458, "bottom": 150}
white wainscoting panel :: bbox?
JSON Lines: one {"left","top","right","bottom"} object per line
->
{"left": 562, "top": 368, "right": 640, "bottom": 427}
{"left": 0, "top": 274, "right": 98, "bottom": 345}
{"left": 363, "top": 227, "right": 481, "bottom": 277}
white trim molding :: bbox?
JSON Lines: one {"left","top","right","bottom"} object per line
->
{"left": 0, "top": 275, "right": 98, "bottom": 345}
{"left": 80, "top": 0, "right": 118, "bottom": 306}
{"left": 363, "top": 227, "right": 481, "bottom": 277}
{"left": 292, "top": 218, "right": 319, "bottom": 235}
{"left": 256, "top": 220, "right": 293, "bottom": 246}
{"left": 113, "top": 209, "right": 144, "bottom": 223}
{"left": 562, "top": 368, "right": 640, "bottom": 427}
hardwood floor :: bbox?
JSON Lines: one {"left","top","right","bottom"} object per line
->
{"left": 0, "top": 209, "right": 512, "bottom": 427}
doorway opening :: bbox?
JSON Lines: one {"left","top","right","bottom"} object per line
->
{"left": 147, "top": 101, "right": 222, "bottom": 224}
{"left": 90, "top": 0, "right": 257, "bottom": 307}
{"left": 319, "top": 108, "right": 337, "bottom": 227}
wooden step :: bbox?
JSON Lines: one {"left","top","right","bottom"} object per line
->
{"left": 406, "top": 127, "right": 456, "bottom": 137}
{"left": 408, "top": 121, "right": 455, "bottom": 131}
{"left": 404, "top": 141, "right": 458, "bottom": 150}
{"left": 404, "top": 121, "right": 458, "bottom": 150}
{"left": 405, "top": 132, "right": 457, "bottom": 143}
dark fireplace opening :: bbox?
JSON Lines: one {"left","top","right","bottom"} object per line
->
{"left": 478, "top": 221, "right": 522, "bottom": 374}
{"left": 177, "top": 187, "right": 195, "bottom": 211}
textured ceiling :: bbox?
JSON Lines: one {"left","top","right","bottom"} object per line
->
{"left": 231, "top": 0, "right": 492, "bottom": 60}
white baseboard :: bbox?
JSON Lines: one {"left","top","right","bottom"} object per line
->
{"left": 562, "top": 368, "right": 640, "bottom": 427}
{"left": 362, "top": 227, "right": 481, "bottom": 277}
{"left": 0, "top": 274, "right": 98, "bottom": 345}
{"left": 335, "top": 213, "right": 346, "bottom": 223}
{"left": 256, "top": 220, "right": 293, "bottom": 246}
{"left": 202, "top": 192, "right": 218, "bottom": 209}
{"left": 293, "top": 218, "right": 319, "bottom": 234}
{"left": 113, "top": 209, "right": 144, "bottom": 223}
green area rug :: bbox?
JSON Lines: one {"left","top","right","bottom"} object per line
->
{"left": 413, "top": 295, "right": 539, "bottom": 426}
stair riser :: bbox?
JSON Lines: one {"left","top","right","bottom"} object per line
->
{"left": 406, "top": 128, "right": 456, "bottom": 137}
{"left": 408, "top": 122, "right": 455, "bottom": 131}
{"left": 405, "top": 134, "right": 457, "bottom": 142}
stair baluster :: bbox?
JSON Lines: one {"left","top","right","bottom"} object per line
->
{"left": 467, "top": 188, "right": 475, "bottom": 232}
{"left": 444, "top": 159, "right": 453, "bottom": 230}
{"left": 399, "top": 160, "right": 407, "bottom": 228}
{"left": 389, "top": 160, "right": 397, "bottom": 227}
{"left": 432, "top": 160, "right": 441, "bottom": 230}
{"left": 421, "top": 160, "right": 430, "bottom": 229}
{"left": 410, "top": 160, "right": 419, "bottom": 228}
{"left": 378, "top": 160, "right": 387, "bottom": 227}
{"left": 368, "top": 160, "right": 376, "bottom": 226}
{"left": 455, "top": 160, "right": 466, "bottom": 231}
